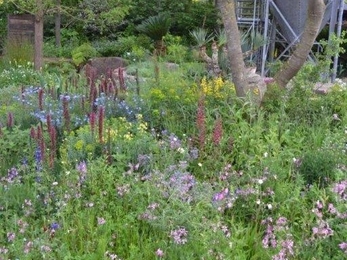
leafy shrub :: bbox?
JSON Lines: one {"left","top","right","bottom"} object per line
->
{"left": 0, "top": 126, "right": 32, "bottom": 172}
{"left": 71, "top": 43, "right": 99, "bottom": 67}
{"left": 285, "top": 86, "right": 330, "bottom": 127}
{"left": 164, "top": 34, "right": 190, "bottom": 63}
{"left": 93, "top": 36, "right": 152, "bottom": 59}
{"left": 43, "top": 41, "right": 76, "bottom": 58}
{"left": 297, "top": 150, "right": 338, "bottom": 188}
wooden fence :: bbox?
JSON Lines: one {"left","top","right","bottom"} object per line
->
{"left": 7, "top": 14, "right": 35, "bottom": 44}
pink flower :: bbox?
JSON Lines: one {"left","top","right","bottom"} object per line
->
{"left": 339, "top": 242, "right": 347, "bottom": 253}
{"left": 170, "top": 227, "right": 188, "bottom": 245}
{"left": 156, "top": 248, "right": 164, "bottom": 257}
{"left": 97, "top": 217, "right": 106, "bottom": 225}
{"left": 7, "top": 232, "right": 15, "bottom": 242}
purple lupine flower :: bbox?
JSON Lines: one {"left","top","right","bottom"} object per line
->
{"left": 7, "top": 112, "right": 14, "bottom": 128}
{"left": 76, "top": 161, "right": 87, "bottom": 184}
{"left": 34, "top": 147, "right": 43, "bottom": 172}
{"left": 76, "top": 161, "right": 87, "bottom": 174}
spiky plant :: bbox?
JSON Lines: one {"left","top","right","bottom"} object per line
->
{"left": 215, "top": 29, "right": 227, "bottom": 47}
{"left": 137, "top": 13, "right": 171, "bottom": 55}
{"left": 190, "top": 28, "right": 214, "bottom": 48}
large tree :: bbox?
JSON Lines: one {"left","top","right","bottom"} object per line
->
{"left": 216, "top": 0, "right": 326, "bottom": 99}
{"left": 6, "top": 0, "right": 55, "bottom": 70}
{"left": 216, "top": 0, "right": 247, "bottom": 97}
{"left": 5, "top": 0, "right": 131, "bottom": 69}
{"left": 274, "top": 0, "right": 326, "bottom": 88}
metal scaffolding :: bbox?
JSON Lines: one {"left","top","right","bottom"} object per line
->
{"left": 235, "top": 0, "right": 345, "bottom": 81}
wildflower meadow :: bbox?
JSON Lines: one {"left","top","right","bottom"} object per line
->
{"left": 0, "top": 57, "right": 347, "bottom": 260}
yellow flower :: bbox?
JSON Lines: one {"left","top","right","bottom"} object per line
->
{"left": 74, "top": 140, "right": 84, "bottom": 151}
{"left": 253, "top": 87, "right": 259, "bottom": 96}
{"left": 200, "top": 76, "right": 226, "bottom": 98}
{"left": 86, "top": 144, "right": 94, "bottom": 152}
{"left": 138, "top": 122, "right": 148, "bottom": 132}
{"left": 123, "top": 132, "right": 133, "bottom": 140}
{"left": 109, "top": 129, "right": 118, "bottom": 139}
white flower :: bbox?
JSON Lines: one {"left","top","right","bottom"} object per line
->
{"left": 333, "top": 114, "right": 341, "bottom": 121}
{"left": 267, "top": 204, "right": 272, "bottom": 210}
{"left": 177, "top": 147, "right": 185, "bottom": 154}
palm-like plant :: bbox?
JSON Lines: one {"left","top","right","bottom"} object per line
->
{"left": 190, "top": 28, "right": 214, "bottom": 48}
{"left": 215, "top": 28, "right": 227, "bottom": 47}
{"left": 137, "top": 13, "right": 171, "bottom": 55}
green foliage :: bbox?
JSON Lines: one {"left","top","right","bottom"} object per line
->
{"left": 164, "top": 34, "right": 190, "bottom": 63}
{"left": 189, "top": 28, "right": 214, "bottom": 47}
{"left": 126, "top": 0, "right": 218, "bottom": 43}
{"left": 3, "top": 38, "right": 34, "bottom": 65}
{"left": 77, "top": 0, "right": 131, "bottom": 37}
{"left": 71, "top": 43, "right": 99, "bottom": 67}
{"left": 297, "top": 149, "right": 338, "bottom": 188}
{"left": 0, "top": 61, "right": 38, "bottom": 88}
{"left": 93, "top": 36, "right": 151, "bottom": 61}
{"left": 136, "top": 13, "right": 171, "bottom": 41}
{"left": 0, "top": 126, "right": 32, "bottom": 172}
{"left": 142, "top": 62, "right": 200, "bottom": 135}
{"left": 43, "top": 29, "right": 83, "bottom": 58}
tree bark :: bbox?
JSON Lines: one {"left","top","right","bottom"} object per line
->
{"left": 55, "top": 0, "right": 61, "bottom": 48}
{"left": 34, "top": 0, "right": 44, "bottom": 70}
{"left": 274, "top": 0, "right": 326, "bottom": 88}
{"left": 216, "top": 0, "right": 248, "bottom": 97}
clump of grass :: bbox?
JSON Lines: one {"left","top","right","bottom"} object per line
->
{"left": 3, "top": 38, "right": 34, "bottom": 65}
{"left": 297, "top": 149, "right": 338, "bottom": 188}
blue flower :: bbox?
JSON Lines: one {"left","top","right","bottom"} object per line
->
{"left": 50, "top": 223, "right": 60, "bottom": 230}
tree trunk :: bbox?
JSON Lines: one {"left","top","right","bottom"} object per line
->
{"left": 216, "top": 0, "right": 248, "bottom": 97}
{"left": 274, "top": 0, "right": 326, "bottom": 88}
{"left": 55, "top": 0, "right": 61, "bottom": 48}
{"left": 34, "top": 0, "right": 44, "bottom": 70}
